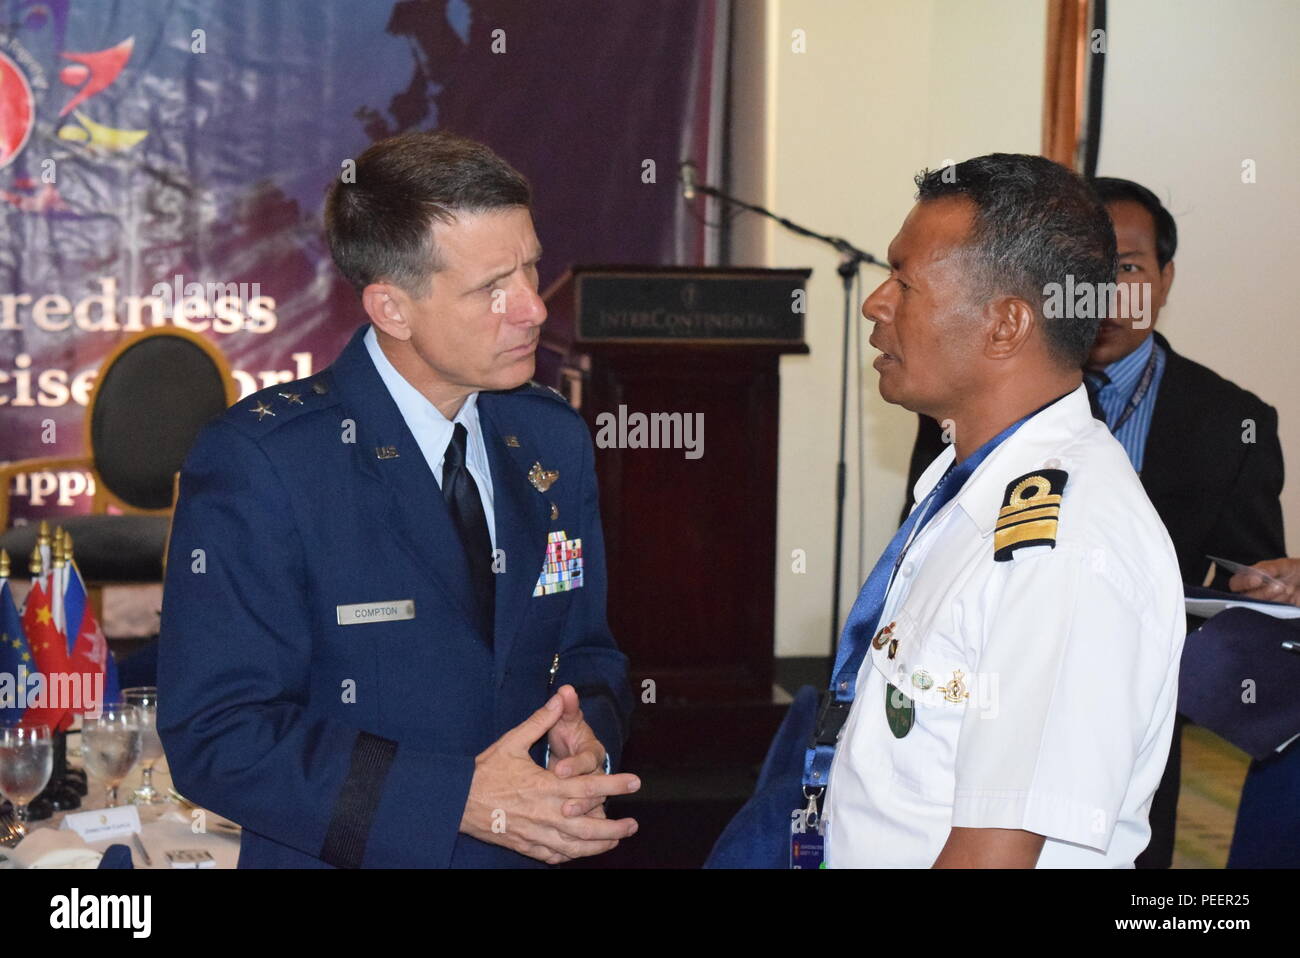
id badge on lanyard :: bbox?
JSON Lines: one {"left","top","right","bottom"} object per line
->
{"left": 790, "top": 788, "right": 826, "bottom": 868}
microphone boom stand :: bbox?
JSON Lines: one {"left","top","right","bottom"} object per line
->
{"left": 685, "top": 176, "right": 885, "bottom": 662}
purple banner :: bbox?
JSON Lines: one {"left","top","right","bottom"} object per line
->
{"left": 0, "top": 0, "right": 722, "bottom": 524}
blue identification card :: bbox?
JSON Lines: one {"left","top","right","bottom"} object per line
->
{"left": 790, "top": 804, "right": 826, "bottom": 869}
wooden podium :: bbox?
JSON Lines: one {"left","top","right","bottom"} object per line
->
{"left": 539, "top": 266, "right": 809, "bottom": 764}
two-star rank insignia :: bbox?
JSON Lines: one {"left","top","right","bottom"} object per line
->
{"left": 994, "top": 468, "right": 1068, "bottom": 561}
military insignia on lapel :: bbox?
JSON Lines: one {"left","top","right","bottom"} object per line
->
{"left": 994, "top": 469, "right": 1068, "bottom": 561}
{"left": 503, "top": 435, "right": 521, "bottom": 448}
{"left": 528, "top": 461, "right": 559, "bottom": 493}
{"left": 375, "top": 445, "right": 399, "bottom": 460}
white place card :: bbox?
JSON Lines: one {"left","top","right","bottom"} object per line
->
{"left": 60, "top": 805, "right": 142, "bottom": 843}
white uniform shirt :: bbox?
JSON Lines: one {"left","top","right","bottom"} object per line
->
{"left": 363, "top": 325, "right": 496, "bottom": 549}
{"left": 824, "top": 384, "right": 1184, "bottom": 867}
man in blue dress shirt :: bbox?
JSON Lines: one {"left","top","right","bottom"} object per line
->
{"left": 158, "top": 131, "right": 638, "bottom": 868}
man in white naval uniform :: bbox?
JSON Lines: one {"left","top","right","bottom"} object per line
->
{"left": 823, "top": 154, "right": 1184, "bottom": 868}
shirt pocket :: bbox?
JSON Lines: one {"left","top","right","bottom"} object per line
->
{"left": 868, "top": 606, "right": 973, "bottom": 805}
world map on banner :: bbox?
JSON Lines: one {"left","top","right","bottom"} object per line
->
{"left": 0, "top": 0, "right": 718, "bottom": 525}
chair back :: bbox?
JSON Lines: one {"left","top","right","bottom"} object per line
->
{"left": 87, "top": 328, "right": 237, "bottom": 512}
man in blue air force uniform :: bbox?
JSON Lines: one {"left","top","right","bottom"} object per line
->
{"left": 158, "top": 131, "right": 638, "bottom": 868}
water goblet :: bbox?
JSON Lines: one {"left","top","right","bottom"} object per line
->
{"left": 0, "top": 723, "right": 53, "bottom": 836}
{"left": 80, "top": 704, "right": 143, "bottom": 808}
{"left": 122, "top": 687, "right": 165, "bottom": 805}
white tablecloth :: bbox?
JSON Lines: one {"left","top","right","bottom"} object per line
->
{"left": 2, "top": 740, "right": 241, "bottom": 869}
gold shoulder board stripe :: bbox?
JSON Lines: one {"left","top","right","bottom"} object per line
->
{"left": 994, "top": 468, "right": 1068, "bottom": 562}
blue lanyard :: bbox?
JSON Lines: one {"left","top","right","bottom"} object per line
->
{"left": 802, "top": 406, "right": 1043, "bottom": 794}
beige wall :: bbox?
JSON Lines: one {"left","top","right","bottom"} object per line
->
{"left": 1097, "top": 0, "right": 1299, "bottom": 553}
{"left": 746, "top": 0, "right": 1295, "bottom": 659}
{"left": 750, "top": 0, "right": 1048, "bottom": 657}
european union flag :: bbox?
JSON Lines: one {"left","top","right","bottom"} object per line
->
{"left": 0, "top": 578, "right": 34, "bottom": 725}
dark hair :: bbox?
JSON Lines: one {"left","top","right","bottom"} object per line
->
{"left": 914, "top": 153, "right": 1117, "bottom": 368}
{"left": 1089, "top": 176, "right": 1177, "bottom": 267}
{"left": 325, "top": 130, "right": 531, "bottom": 297}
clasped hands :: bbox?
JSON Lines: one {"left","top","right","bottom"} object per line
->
{"left": 460, "top": 684, "right": 639, "bottom": 865}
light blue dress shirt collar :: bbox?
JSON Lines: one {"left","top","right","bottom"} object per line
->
{"left": 1095, "top": 332, "right": 1165, "bottom": 473}
{"left": 1100, "top": 332, "right": 1156, "bottom": 400}
{"left": 362, "top": 325, "right": 496, "bottom": 548}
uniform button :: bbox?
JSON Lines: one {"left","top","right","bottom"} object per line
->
{"left": 901, "top": 561, "right": 915, "bottom": 577}
{"left": 1044, "top": 458, "right": 1061, "bottom": 469}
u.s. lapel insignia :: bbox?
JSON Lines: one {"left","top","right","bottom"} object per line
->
{"left": 375, "top": 445, "right": 399, "bottom": 460}
{"left": 528, "top": 461, "right": 559, "bottom": 494}
{"left": 250, "top": 400, "right": 275, "bottom": 421}
{"left": 503, "top": 435, "right": 521, "bottom": 448}
{"left": 939, "top": 669, "right": 970, "bottom": 704}
{"left": 994, "top": 469, "right": 1068, "bottom": 561}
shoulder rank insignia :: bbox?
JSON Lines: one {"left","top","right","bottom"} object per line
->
{"left": 994, "top": 469, "right": 1068, "bottom": 562}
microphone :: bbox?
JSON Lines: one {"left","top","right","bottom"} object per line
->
{"left": 679, "top": 160, "right": 697, "bottom": 201}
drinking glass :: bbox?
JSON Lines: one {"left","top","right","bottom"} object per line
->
{"left": 80, "top": 704, "right": 143, "bottom": 808}
{"left": 122, "top": 687, "right": 165, "bottom": 805}
{"left": 0, "top": 724, "right": 53, "bottom": 834}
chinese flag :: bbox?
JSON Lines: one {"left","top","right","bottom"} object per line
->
{"left": 20, "top": 578, "right": 69, "bottom": 731}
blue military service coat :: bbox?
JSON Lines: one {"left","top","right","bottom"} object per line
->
{"left": 157, "top": 324, "right": 633, "bottom": 868}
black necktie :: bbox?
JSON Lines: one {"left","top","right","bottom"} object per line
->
{"left": 443, "top": 423, "right": 495, "bottom": 645}
{"left": 1083, "top": 369, "right": 1110, "bottom": 425}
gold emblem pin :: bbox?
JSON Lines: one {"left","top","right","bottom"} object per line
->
{"left": 528, "top": 462, "right": 559, "bottom": 493}
{"left": 250, "top": 400, "right": 275, "bottom": 421}
{"left": 375, "top": 445, "right": 399, "bottom": 460}
{"left": 939, "top": 669, "right": 970, "bottom": 704}
{"left": 504, "top": 435, "right": 521, "bottom": 448}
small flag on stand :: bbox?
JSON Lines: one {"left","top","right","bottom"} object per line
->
{"left": 63, "top": 531, "right": 121, "bottom": 711}
{"left": 0, "top": 549, "right": 35, "bottom": 726}
{"left": 19, "top": 537, "right": 69, "bottom": 731}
